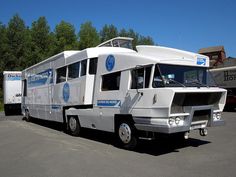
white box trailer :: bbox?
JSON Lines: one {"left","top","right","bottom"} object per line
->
{"left": 3, "top": 71, "right": 22, "bottom": 115}
{"left": 209, "top": 66, "right": 236, "bottom": 110}
{"left": 22, "top": 37, "right": 226, "bottom": 149}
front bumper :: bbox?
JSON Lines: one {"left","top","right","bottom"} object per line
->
{"left": 134, "top": 119, "right": 225, "bottom": 134}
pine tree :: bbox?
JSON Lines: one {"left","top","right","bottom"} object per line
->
{"left": 78, "top": 21, "right": 100, "bottom": 50}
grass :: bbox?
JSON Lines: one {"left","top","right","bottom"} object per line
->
{"left": 0, "top": 101, "right": 3, "bottom": 112}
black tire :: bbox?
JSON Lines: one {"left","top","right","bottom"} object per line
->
{"left": 117, "top": 120, "right": 138, "bottom": 150}
{"left": 25, "top": 110, "right": 31, "bottom": 122}
{"left": 68, "top": 116, "right": 81, "bottom": 136}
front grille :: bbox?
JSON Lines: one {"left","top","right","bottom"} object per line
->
{"left": 192, "top": 109, "right": 211, "bottom": 122}
{"left": 171, "top": 92, "right": 222, "bottom": 113}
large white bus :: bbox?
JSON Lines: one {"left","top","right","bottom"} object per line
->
{"left": 22, "top": 37, "right": 226, "bottom": 149}
{"left": 3, "top": 71, "right": 22, "bottom": 115}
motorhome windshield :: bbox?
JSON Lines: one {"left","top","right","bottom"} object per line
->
{"left": 153, "top": 64, "right": 207, "bottom": 87}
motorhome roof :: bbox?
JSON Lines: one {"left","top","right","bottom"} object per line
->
{"left": 136, "top": 45, "right": 209, "bottom": 67}
{"left": 23, "top": 51, "right": 80, "bottom": 71}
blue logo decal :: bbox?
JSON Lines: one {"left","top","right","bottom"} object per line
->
{"left": 28, "top": 69, "right": 53, "bottom": 87}
{"left": 197, "top": 58, "right": 206, "bottom": 66}
{"left": 6, "top": 73, "right": 21, "bottom": 81}
{"left": 63, "top": 83, "right": 70, "bottom": 102}
{"left": 106, "top": 55, "right": 115, "bottom": 71}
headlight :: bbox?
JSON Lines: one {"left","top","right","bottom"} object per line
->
{"left": 216, "top": 113, "right": 221, "bottom": 120}
{"left": 168, "top": 118, "right": 175, "bottom": 125}
{"left": 168, "top": 116, "right": 183, "bottom": 126}
{"left": 213, "top": 112, "right": 221, "bottom": 120}
{"left": 175, "top": 117, "right": 181, "bottom": 125}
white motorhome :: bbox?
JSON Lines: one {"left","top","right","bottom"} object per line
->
{"left": 22, "top": 37, "right": 226, "bottom": 149}
{"left": 210, "top": 66, "right": 236, "bottom": 110}
{"left": 3, "top": 71, "right": 22, "bottom": 115}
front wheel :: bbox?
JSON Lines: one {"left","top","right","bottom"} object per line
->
{"left": 68, "top": 116, "right": 81, "bottom": 136}
{"left": 117, "top": 120, "right": 138, "bottom": 150}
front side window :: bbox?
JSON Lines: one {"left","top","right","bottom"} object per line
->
{"left": 153, "top": 64, "right": 207, "bottom": 88}
{"left": 131, "top": 66, "right": 151, "bottom": 89}
{"left": 68, "top": 62, "right": 80, "bottom": 80}
{"left": 56, "top": 66, "right": 67, "bottom": 83}
{"left": 102, "top": 72, "right": 121, "bottom": 91}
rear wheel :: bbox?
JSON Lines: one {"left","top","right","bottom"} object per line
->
{"left": 68, "top": 116, "right": 81, "bottom": 136}
{"left": 117, "top": 120, "right": 138, "bottom": 150}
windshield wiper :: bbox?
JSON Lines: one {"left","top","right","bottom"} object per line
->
{"left": 166, "top": 78, "right": 186, "bottom": 87}
{"left": 187, "top": 80, "right": 208, "bottom": 87}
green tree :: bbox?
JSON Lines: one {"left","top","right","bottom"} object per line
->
{"left": 54, "top": 21, "right": 78, "bottom": 53}
{"left": 100, "top": 24, "right": 118, "bottom": 42}
{"left": 5, "top": 14, "right": 29, "bottom": 70}
{"left": 29, "top": 17, "right": 54, "bottom": 65}
{"left": 119, "top": 28, "right": 154, "bottom": 48}
{"left": 0, "top": 22, "right": 7, "bottom": 96}
{"left": 137, "top": 35, "right": 154, "bottom": 45}
{"left": 78, "top": 21, "right": 100, "bottom": 50}
{"left": 0, "top": 22, "right": 7, "bottom": 72}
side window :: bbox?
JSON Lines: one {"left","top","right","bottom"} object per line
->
{"left": 102, "top": 71, "right": 121, "bottom": 91}
{"left": 56, "top": 66, "right": 67, "bottom": 83}
{"left": 131, "top": 66, "right": 151, "bottom": 89}
{"left": 80, "top": 60, "right": 87, "bottom": 76}
{"left": 89, "top": 58, "right": 98, "bottom": 74}
{"left": 131, "top": 68, "right": 144, "bottom": 89}
{"left": 68, "top": 62, "right": 80, "bottom": 80}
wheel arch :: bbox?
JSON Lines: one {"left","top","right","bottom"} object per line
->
{"left": 114, "top": 114, "right": 134, "bottom": 132}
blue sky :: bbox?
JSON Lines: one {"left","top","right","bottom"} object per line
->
{"left": 0, "top": 0, "right": 236, "bottom": 57}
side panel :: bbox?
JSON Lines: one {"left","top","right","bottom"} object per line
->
{"left": 3, "top": 72, "right": 22, "bottom": 105}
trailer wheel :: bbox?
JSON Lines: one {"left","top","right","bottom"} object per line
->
{"left": 68, "top": 116, "right": 81, "bottom": 136}
{"left": 25, "top": 110, "right": 31, "bottom": 122}
{"left": 117, "top": 120, "right": 138, "bottom": 150}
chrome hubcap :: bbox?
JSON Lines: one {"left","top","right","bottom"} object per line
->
{"left": 69, "top": 117, "right": 77, "bottom": 131}
{"left": 119, "top": 123, "right": 132, "bottom": 144}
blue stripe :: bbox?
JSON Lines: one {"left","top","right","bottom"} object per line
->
{"left": 97, "top": 100, "right": 121, "bottom": 107}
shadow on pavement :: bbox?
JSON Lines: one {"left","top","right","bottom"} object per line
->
{"left": 27, "top": 117, "right": 210, "bottom": 156}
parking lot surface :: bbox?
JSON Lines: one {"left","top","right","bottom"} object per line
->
{"left": 0, "top": 111, "right": 236, "bottom": 177}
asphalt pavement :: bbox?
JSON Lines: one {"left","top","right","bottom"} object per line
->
{"left": 0, "top": 111, "right": 236, "bottom": 177}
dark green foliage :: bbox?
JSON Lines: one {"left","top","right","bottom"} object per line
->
{"left": 119, "top": 28, "right": 154, "bottom": 50}
{"left": 5, "top": 14, "right": 29, "bottom": 70}
{"left": 78, "top": 21, "right": 100, "bottom": 50}
{"left": 54, "top": 21, "right": 78, "bottom": 53}
{"left": 100, "top": 24, "right": 118, "bottom": 43}
{"left": 29, "top": 17, "right": 53, "bottom": 65}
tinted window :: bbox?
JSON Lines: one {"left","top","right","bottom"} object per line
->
{"left": 68, "top": 62, "right": 80, "bottom": 80}
{"left": 131, "top": 66, "right": 151, "bottom": 89}
{"left": 131, "top": 68, "right": 144, "bottom": 89}
{"left": 102, "top": 72, "right": 121, "bottom": 91}
{"left": 89, "top": 58, "right": 98, "bottom": 74}
{"left": 81, "top": 60, "right": 87, "bottom": 76}
{"left": 153, "top": 64, "right": 207, "bottom": 88}
{"left": 56, "top": 66, "right": 67, "bottom": 83}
